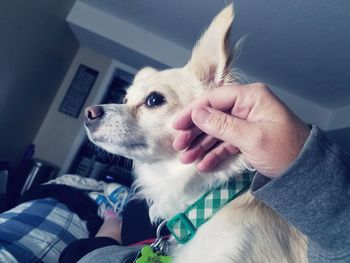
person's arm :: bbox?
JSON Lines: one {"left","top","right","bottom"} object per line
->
{"left": 251, "top": 125, "right": 350, "bottom": 262}
{"left": 172, "top": 83, "right": 350, "bottom": 262}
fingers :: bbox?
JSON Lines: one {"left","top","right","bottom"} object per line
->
{"left": 191, "top": 107, "right": 252, "bottom": 150}
{"left": 172, "top": 85, "right": 241, "bottom": 130}
{"left": 172, "top": 97, "right": 208, "bottom": 130}
{"left": 179, "top": 134, "right": 219, "bottom": 164}
{"left": 197, "top": 142, "right": 240, "bottom": 172}
{"left": 173, "top": 126, "right": 204, "bottom": 151}
{"left": 172, "top": 83, "right": 261, "bottom": 171}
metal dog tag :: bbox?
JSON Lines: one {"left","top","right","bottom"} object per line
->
{"left": 134, "top": 221, "right": 172, "bottom": 263}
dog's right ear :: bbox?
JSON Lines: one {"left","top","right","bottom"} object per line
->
{"left": 133, "top": 67, "right": 158, "bottom": 84}
{"left": 186, "top": 4, "right": 234, "bottom": 88}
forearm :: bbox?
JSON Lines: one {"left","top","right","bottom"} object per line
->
{"left": 251, "top": 125, "right": 350, "bottom": 261}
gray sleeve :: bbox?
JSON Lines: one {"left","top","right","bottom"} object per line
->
{"left": 250, "top": 125, "right": 350, "bottom": 262}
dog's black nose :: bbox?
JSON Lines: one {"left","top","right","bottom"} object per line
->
{"left": 85, "top": 106, "right": 104, "bottom": 121}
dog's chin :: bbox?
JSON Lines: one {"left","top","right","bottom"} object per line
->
{"left": 85, "top": 125, "right": 176, "bottom": 163}
{"left": 88, "top": 135, "right": 163, "bottom": 163}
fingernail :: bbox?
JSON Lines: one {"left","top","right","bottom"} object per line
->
{"left": 193, "top": 107, "right": 210, "bottom": 125}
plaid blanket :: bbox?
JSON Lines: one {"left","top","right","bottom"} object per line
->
{"left": 0, "top": 198, "right": 89, "bottom": 263}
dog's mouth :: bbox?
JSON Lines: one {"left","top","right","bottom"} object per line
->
{"left": 83, "top": 105, "right": 170, "bottom": 162}
{"left": 119, "top": 141, "right": 148, "bottom": 149}
{"left": 85, "top": 124, "right": 150, "bottom": 156}
{"left": 84, "top": 120, "right": 100, "bottom": 134}
{"left": 87, "top": 132, "right": 147, "bottom": 150}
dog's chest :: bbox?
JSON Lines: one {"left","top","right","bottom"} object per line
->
{"left": 171, "top": 196, "right": 251, "bottom": 263}
{"left": 170, "top": 193, "right": 307, "bottom": 263}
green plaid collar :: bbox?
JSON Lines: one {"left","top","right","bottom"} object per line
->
{"left": 166, "top": 172, "right": 253, "bottom": 244}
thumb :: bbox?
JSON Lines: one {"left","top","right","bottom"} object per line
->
{"left": 191, "top": 107, "right": 251, "bottom": 149}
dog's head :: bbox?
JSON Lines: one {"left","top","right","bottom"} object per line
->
{"left": 85, "top": 5, "right": 236, "bottom": 164}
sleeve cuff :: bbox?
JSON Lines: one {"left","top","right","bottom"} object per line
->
{"left": 250, "top": 124, "right": 350, "bottom": 257}
{"left": 251, "top": 124, "right": 321, "bottom": 193}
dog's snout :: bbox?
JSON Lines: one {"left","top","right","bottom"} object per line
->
{"left": 85, "top": 106, "right": 104, "bottom": 121}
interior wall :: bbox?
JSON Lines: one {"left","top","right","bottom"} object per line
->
{"left": 68, "top": 1, "right": 335, "bottom": 132}
{"left": 328, "top": 104, "right": 350, "bottom": 131}
{"left": 325, "top": 128, "right": 350, "bottom": 154}
{"left": 0, "top": 0, "right": 78, "bottom": 169}
{"left": 34, "top": 47, "right": 112, "bottom": 168}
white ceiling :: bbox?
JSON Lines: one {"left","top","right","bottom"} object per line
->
{"left": 78, "top": 0, "right": 350, "bottom": 110}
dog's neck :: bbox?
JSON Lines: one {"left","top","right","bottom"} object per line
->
{"left": 133, "top": 154, "right": 247, "bottom": 222}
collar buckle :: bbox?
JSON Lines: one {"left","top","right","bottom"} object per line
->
{"left": 166, "top": 213, "right": 196, "bottom": 244}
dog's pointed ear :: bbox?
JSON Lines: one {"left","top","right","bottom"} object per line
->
{"left": 133, "top": 67, "right": 158, "bottom": 84}
{"left": 186, "top": 4, "right": 234, "bottom": 87}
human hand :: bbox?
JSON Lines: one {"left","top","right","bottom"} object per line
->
{"left": 172, "top": 83, "right": 310, "bottom": 177}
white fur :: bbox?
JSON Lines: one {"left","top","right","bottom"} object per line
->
{"left": 85, "top": 4, "right": 308, "bottom": 262}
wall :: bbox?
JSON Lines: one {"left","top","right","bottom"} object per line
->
{"left": 67, "top": 2, "right": 335, "bottom": 132}
{"left": 67, "top": 2, "right": 189, "bottom": 69}
{"left": 328, "top": 105, "right": 350, "bottom": 130}
{"left": 0, "top": 1, "right": 78, "bottom": 169}
{"left": 326, "top": 127, "right": 350, "bottom": 154}
{"left": 34, "top": 47, "right": 112, "bottom": 168}
{"left": 241, "top": 75, "right": 332, "bottom": 130}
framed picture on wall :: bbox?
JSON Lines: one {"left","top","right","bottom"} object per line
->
{"left": 59, "top": 64, "right": 99, "bottom": 118}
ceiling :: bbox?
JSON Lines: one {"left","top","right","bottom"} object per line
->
{"left": 79, "top": 0, "right": 350, "bottom": 110}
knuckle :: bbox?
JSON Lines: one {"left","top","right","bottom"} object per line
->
{"left": 254, "top": 82, "right": 268, "bottom": 90}
{"left": 208, "top": 112, "right": 240, "bottom": 139}
{"left": 250, "top": 82, "right": 274, "bottom": 105}
{"left": 217, "top": 115, "right": 231, "bottom": 138}
{"left": 252, "top": 82, "right": 270, "bottom": 95}
{"left": 208, "top": 112, "right": 227, "bottom": 137}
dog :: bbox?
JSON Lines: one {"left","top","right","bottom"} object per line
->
{"left": 84, "top": 4, "right": 307, "bottom": 262}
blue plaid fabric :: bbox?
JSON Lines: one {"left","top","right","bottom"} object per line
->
{"left": 0, "top": 198, "right": 90, "bottom": 263}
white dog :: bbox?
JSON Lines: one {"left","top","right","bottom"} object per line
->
{"left": 85, "top": 4, "right": 307, "bottom": 263}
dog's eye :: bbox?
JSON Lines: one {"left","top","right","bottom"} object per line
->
{"left": 145, "top": 92, "right": 166, "bottom": 108}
